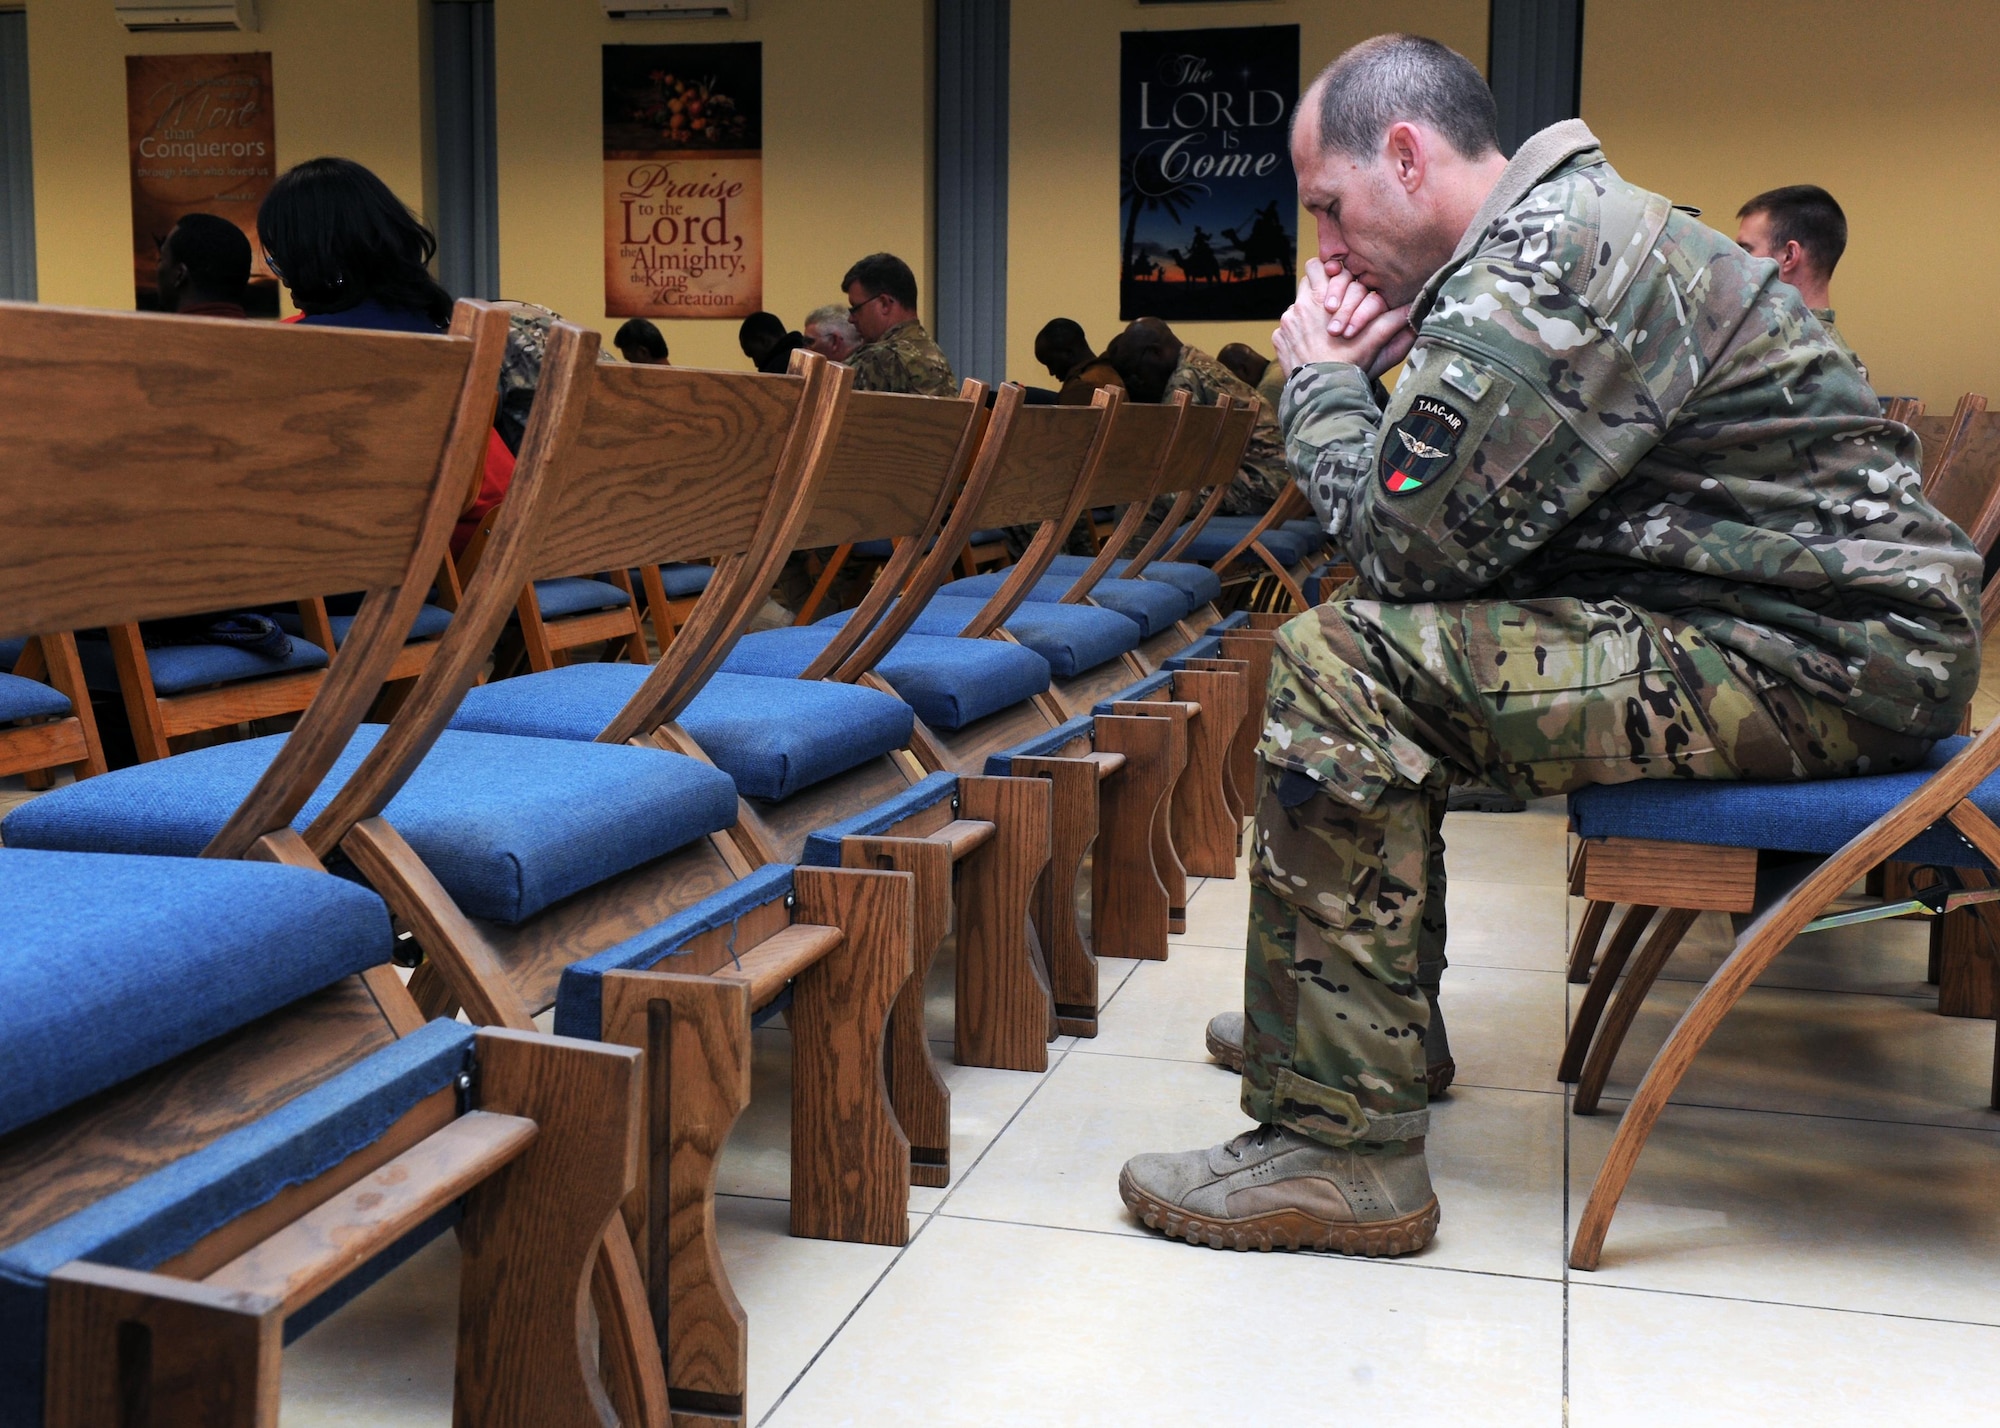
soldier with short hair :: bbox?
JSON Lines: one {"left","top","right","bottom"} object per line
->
{"left": 1119, "top": 33, "right": 1979, "bottom": 1259}
{"left": 1737, "top": 184, "right": 1866, "bottom": 382}
{"left": 841, "top": 252, "right": 957, "bottom": 396}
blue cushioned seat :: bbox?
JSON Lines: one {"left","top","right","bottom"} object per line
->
{"left": 532, "top": 576, "right": 631, "bottom": 618}
{"left": 75, "top": 636, "right": 330, "bottom": 696}
{"left": 448, "top": 664, "right": 915, "bottom": 802}
{"left": 0, "top": 847, "right": 394, "bottom": 1138}
{"left": 0, "top": 1019, "right": 472, "bottom": 1423}
{"left": 1281, "top": 519, "right": 1325, "bottom": 542}
{"left": 0, "top": 637, "right": 24, "bottom": 671}
{"left": 1570, "top": 738, "right": 1996, "bottom": 869}
{"left": 936, "top": 569, "right": 1196, "bottom": 637}
{"left": 821, "top": 596, "right": 1141, "bottom": 679}
{"left": 1034, "top": 554, "right": 1222, "bottom": 608}
{"left": 630, "top": 564, "right": 713, "bottom": 599}
{"left": 0, "top": 672, "right": 70, "bottom": 722}
{"left": 272, "top": 602, "right": 453, "bottom": 647}
{"left": 1167, "top": 521, "right": 1310, "bottom": 567}
{"left": 719, "top": 626, "right": 1051, "bottom": 732}
{"left": 2, "top": 725, "right": 738, "bottom": 925}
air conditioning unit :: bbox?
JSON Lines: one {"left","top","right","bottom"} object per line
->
{"left": 601, "top": 0, "right": 746, "bottom": 18}
{"left": 114, "top": 1, "right": 259, "bottom": 31}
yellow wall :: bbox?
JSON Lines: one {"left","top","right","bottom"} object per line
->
{"left": 1005, "top": 1, "right": 1488, "bottom": 383}
{"left": 1581, "top": 0, "right": 2000, "bottom": 409}
{"left": 20, "top": 0, "right": 431, "bottom": 313}
{"left": 494, "top": 0, "right": 932, "bottom": 372}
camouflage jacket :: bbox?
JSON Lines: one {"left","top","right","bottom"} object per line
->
{"left": 1279, "top": 119, "right": 1978, "bottom": 739}
{"left": 1167, "top": 345, "right": 1287, "bottom": 515}
{"left": 1811, "top": 308, "right": 1868, "bottom": 385}
{"left": 848, "top": 320, "right": 958, "bottom": 396}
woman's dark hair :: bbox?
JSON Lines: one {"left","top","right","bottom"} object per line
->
{"left": 257, "top": 157, "right": 453, "bottom": 324}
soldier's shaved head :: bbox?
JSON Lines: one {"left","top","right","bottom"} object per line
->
{"left": 1310, "top": 35, "right": 1500, "bottom": 162}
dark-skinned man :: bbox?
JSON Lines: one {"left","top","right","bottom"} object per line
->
{"left": 1105, "top": 317, "right": 1288, "bottom": 516}
{"left": 155, "top": 213, "right": 253, "bottom": 319}
{"left": 1119, "top": 34, "right": 1977, "bottom": 1259}
{"left": 841, "top": 252, "right": 956, "bottom": 395}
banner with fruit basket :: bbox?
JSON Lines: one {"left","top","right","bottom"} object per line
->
{"left": 603, "top": 42, "right": 762, "bottom": 320}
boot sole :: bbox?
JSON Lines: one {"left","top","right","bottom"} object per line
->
{"left": 1119, "top": 1167, "right": 1440, "bottom": 1257}
{"left": 1207, "top": 1033, "right": 1456, "bottom": 1102}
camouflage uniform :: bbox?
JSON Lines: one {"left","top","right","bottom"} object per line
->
{"left": 847, "top": 319, "right": 958, "bottom": 396}
{"left": 1247, "top": 119, "right": 1979, "bottom": 1149}
{"left": 1165, "top": 345, "right": 1287, "bottom": 515}
{"left": 1810, "top": 307, "right": 1869, "bottom": 386}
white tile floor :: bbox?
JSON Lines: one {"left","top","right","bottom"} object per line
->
{"left": 275, "top": 799, "right": 2000, "bottom": 1426}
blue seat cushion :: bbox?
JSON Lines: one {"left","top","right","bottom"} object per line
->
{"left": 0, "top": 848, "right": 395, "bottom": 1139}
{"left": 936, "top": 572, "right": 1193, "bottom": 638}
{"left": 719, "top": 627, "right": 1052, "bottom": 733}
{"left": 75, "top": 636, "right": 330, "bottom": 696}
{"left": 649, "top": 563, "right": 714, "bottom": 599}
{"left": 449, "top": 664, "right": 914, "bottom": 802}
{"left": 1, "top": 725, "right": 738, "bottom": 925}
{"left": 271, "top": 602, "right": 453, "bottom": 647}
{"left": 533, "top": 576, "right": 631, "bottom": 619}
{"left": 1282, "top": 519, "right": 1326, "bottom": 542}
{"left": 1038, "top": 554, "right": 1222, "bottom": 607}
{"left": 1570, "top": 737, "right": 1993, "bottom": 869}
{"left": 0, "top": 672, "right": 70, "bottom": 722}
{"left": 0, "top": 1019, "right": 472, "bottom": 1424}
{"left": 823, "top": 596, "right": 1140, "bottom": 679}
{"left": 1168, "top": 521, "right": 1310, "bottom": 568}
{"left": 0, "top": 637, "right": 23, "bottom": 671}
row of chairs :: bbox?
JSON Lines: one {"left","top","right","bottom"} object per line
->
{"left": 0, "top": 298, "right": 1329, "bottom": 1425}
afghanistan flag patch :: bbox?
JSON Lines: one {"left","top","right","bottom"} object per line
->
{"left": 1381, "top": 395, "right": 1468, "bottom": 496}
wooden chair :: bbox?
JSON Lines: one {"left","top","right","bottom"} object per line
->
{"left": 0, "top": 296, "right": 674, "bottom": 1425}
{"left": 0, "top": 634, "right": 105, "bottom": 788}
{"left": 1560, "top": 719, "right": 2000, "bottom": 1272}
{"left": 806, "top": 385, "right": 1253, "bottom": 992}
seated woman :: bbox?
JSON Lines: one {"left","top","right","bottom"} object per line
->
{"left": 259, "top": 156, "right": 513, "bottom": 553}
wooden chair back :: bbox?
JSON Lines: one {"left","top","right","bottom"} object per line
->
{"left": 1052, "top": 397, "right": 1215, "bottom": 602}
{"left": 1075, "top": 401, "right": 1182, "bottom": 508}
{"left": 1919, "top": 394, "right": 1986, "bottom": 498}
{"left": 488, "top": 352, "right": 851, "bottom": 744}
{"left": 1159, "top": 397, "right": 1267, "bottom": 564}
{"left": 796, "top": 388, "right": 983, "bottom": 548}
{"left": 0, "top": 298, "right": 508, "bottom": 856}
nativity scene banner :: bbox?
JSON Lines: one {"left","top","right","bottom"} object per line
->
{"left": 603, "top": 42, "right": 763, "bottom": 320}
{"left": 1119, "top": 25, "right": 1299, "bottom": 322}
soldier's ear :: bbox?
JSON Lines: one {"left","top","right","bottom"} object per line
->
{"left": 1385, "top": 121, "right": 1426, "bottom": 194}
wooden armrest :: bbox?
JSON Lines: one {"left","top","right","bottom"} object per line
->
{"left": 1085, "top": 751, "right": 1127, "bottom": 779}
{"left": 203, "top": 1111, "right": 538, "bottom": 1314}
{"left": 935, "top": 818, "right": 995, "bottom": 859}
{"left": 713, "top": 923, "right": 844, "bottom": 1009}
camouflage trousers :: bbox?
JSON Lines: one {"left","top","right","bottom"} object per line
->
{"left": 1243, "top": 595, "right": 1934, "bottom": 1149}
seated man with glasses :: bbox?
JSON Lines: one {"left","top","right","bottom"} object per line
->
{"left": 841, "top": 252, "right": 957, "bottom": 396}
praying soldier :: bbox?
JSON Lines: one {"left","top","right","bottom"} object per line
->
{"left": 1736, "top": 184, "right": 1868, "bottom": 383}
{"left": 841, "top": 252, "right": 957, "bottom": 396}
{"left": 1119, "top": 34, "right": 1978, "bottom": 1259}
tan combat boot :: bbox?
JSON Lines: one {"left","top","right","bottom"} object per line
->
{"left": 1205, "top": 990, "right": 1456, "bottom": 1098}
{"left": 1119, "top": 1126, "right": 1439, "bottom": 1256}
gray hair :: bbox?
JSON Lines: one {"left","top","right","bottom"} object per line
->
{"left": 1311, "top": 34, "right": 1500, "bottom": 161}
{"left": 804, "top": 304, "right": 859, "bottom": 338}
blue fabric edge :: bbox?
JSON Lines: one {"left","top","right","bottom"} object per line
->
{"left": 799, "top": 773, "right": 960, "bottom": 869}
{"left": 983, "top": 713, "right": 1096, "bottom": 776}
{"left": 1091, "top": 671, "right": 1173, "bottom": 716}
{"left": 553, "top": 864, "right": 798, "bottom": 1041}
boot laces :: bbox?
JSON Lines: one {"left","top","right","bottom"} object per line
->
{"left": 1225, "top": 1126, "right": 1276, "bottom": 1161}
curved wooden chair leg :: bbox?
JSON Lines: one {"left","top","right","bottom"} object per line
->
{"left": 1558, "top": 904, "right": 1656, "bottom": 1084}
{"left": 1567, "top": 898, "right": 1613, "bottom": 984}
{"left": 1573, "top": 906, "right": 1699, "bottom": 1115}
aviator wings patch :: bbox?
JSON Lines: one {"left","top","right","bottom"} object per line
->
{"left": 1380, "top": 395, "right": 1467, "bottom": 496}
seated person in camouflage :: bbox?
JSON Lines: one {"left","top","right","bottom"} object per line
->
{"left": 803, "top": 303, "right": 864, "bottom": 362}
{"left": 1120, "top": 34, "right": 1978, "bottom": 1259}
{"left": 1104, "top": 317, "right": 1286, "bottom": 515}
{"left": 841, "top": 252, "right": 957, "bottom": 396}
{"left": 1736, "top": 184, "right": 1867, "bottom": 384}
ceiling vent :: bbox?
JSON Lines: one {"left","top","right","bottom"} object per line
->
{"left": 114, "top": 1, "right": 259, "bottom": 32}
{"left": 601, "top": 0, "right": 746, "bottom": 18}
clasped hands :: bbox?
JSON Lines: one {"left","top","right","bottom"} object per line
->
{"left": 1272, "top": 258, "right": 1415, "bottom": 381}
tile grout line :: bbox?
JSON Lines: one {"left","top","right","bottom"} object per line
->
{"left": 754, "top": 1044, "right": 1076, "bottom": 1427}
{"left": 1567, "top": 1276, "right": 2000, "bottom": 1331}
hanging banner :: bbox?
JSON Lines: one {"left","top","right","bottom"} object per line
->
{"left": 126, "top": 52, "right": 279, "bottom": 316}
{"left": 603, "top": 42, "right": 762, "bottom": 320}
{"left": 1119, "top": 25, "right": 1299, "bottom": 322}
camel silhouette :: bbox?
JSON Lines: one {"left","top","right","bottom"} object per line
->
{"left": 1170, "top": 228, "right": 1223, "bottom": 284}
{"left": 1222, "top": 201, "right": 1296, "bottom": 282}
